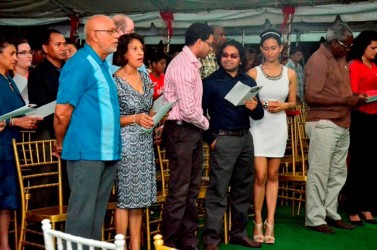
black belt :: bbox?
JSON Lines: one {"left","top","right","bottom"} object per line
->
{"left": 217, "top": 129, "right": 249, "bottom": 136}
{"left": 165, "top": 120, "right": 188, "bottom": 126}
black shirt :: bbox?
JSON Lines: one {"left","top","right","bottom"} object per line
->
{"left": 28, "top": 59, "right": 64, "bottom": 137}
{"left": 202, "top": 67, "right": 264, "bottom": 145}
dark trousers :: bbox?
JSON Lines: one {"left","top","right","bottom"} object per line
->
{"left": 345, "top": 110, "right": 377, "bottom": 215}
{"left": 65, "top": 160, "right": 117, "bottom": 240}
{"left": 203, "top": 132, "right": 255, "bottom": 245}
{"left": 161, "top": 121, "right": 203, "bottom": 249}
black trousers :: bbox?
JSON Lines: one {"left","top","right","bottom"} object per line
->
{"left": 203, "top": 132, "right": 255, "bottom": 245}
{"left": 161, "top": 121, "right": 203, "bottom": 249}
{"left": 345, "top": 110, "right": 377, "bottom": 215}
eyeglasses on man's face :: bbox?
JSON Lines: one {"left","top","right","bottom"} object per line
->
{"left": 337, "top": 40, "right": 353, "bottom": 50}
{"left": 202, "top": 40, "right": 213, "bottom": 48}
{"left": 221, "top": 52, "right": 239, "bottom": 59}
{"left": 95, "top": 29, "right": 118, "bottom": 35}
{"left": 17, "top": 50, "right": 34, "bottom": 55}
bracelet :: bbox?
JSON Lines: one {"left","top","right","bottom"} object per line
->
{"left": 132, "top": 114, "right": 136, "bottom": 124}
{"left": 10, "top": 118, "right": 14, "bottom": 126}
{"left": 263, "top": 100, "right": 269, "bottom": 110}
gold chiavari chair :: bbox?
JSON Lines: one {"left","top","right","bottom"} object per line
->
{"left": 12, "top": 139, "right": 67, "bottom": 250}
{"left": 278, "top": 106, "right": 308, "bottom": 216}
{"left": 144, "top": 144, "right": 170, "bottom": 250}
{"left": 153, "top": 234, "right": 177, "bottom": 250}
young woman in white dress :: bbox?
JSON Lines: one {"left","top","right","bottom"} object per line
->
{"left": 247, "top": 30, "right": 297, "bottom": 244}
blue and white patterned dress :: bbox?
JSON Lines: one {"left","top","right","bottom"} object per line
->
{"left": 113, "top": 71, "right": 156, "bottom": 209}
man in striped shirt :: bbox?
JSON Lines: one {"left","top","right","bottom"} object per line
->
{"left": 161, "top": 23, "right": 213, "bottom": 250}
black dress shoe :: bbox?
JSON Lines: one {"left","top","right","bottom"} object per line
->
{"left": 307, "top": 224, "right": 335, "bottom": 234}
{"left": 327, "top": 219, "right": 355, "bottom": 229}
{"left": 205, "top": 243, "right": 218, "bottom": 250}
{"left": 349, "top": 220, "right": 364, "bottom": 226}
{"left": 364, "top": 219, "right": 377, "bottom": 225}
{"left": 229, "top": 237, "right": 262, "bottom": 248}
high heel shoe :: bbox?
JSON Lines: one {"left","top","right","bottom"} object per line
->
{"left": 361, "top": 212, "right": 377, "bottom": 225}
{"left": 253, "top": 220, "right": 264, "bottom": 243}
{"left": 264, "top": 220, "right": 275, "bottom": 244}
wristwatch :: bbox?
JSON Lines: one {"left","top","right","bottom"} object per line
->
{"left": 263, "top": 100, "right": 269, "bottom": 110}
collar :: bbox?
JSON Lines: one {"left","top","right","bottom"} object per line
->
{"left": 216, "top": 67, "right": 246, "bottom": 78}
{"left": 182, "top": 45, "right": 200, "bottom": 67}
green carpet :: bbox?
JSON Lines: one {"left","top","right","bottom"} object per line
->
{"left": 196, "top": 205, "right": 377, "bottom": 250}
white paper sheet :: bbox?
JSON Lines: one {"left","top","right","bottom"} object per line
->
{"left": 141, "top": 100, "right": 178, "bottom": 133}
{"left": 224, "top": 81, "right": 263, "bottom": 106}
{"left": 151, "top": 95, "right": 164, "bottom": 112}
{"left": 26, "top": 101, "right": 56, "bottom": 118}
{"left": 0, "top": 104, "right": 36, "bottom": 121}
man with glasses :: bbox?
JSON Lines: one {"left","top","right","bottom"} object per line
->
{"left": 106, "top": 14, "right": 140, "bottom": 74}
{"left": 202, "top": 40, "right": 263, "bottom": 250}
{"left": 200, "top": 25, "right": 227, "bottom": 79}
{"left": 305, "top": 23, "right": 366, "bottom": 234}
{"left": 161, "top": 22, "right": 213, "bottom": 250}
{"left": 54, "top": 14, "right": 121, "bottom": 240}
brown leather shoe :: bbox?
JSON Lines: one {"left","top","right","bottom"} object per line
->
{"left": 205, "top": 243, "right": 218, "bottom": 250}
{"left": 327, "top": 219, "right": 355, "bottom": 229}
{"left": 229, "top": 237, "right": 262, "bottom": 248}
{"left": 307, "top": 224, "right": 335, "bottom": 234}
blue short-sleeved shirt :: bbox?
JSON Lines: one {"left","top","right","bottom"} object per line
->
{"left": 57, "top": 44, "right": 121, "bottom": 161}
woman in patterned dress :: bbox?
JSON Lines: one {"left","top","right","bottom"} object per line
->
{"left": 112, "top": 33, "right": 157, "bottom": 250}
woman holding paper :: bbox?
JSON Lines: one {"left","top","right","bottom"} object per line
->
{"left": 112, "top": 33, "right": 156, "bottom": 250}
{"left": 0, "top": 37, "right": 42, "bottom": 250}
{"left": 247, "top": 30, "right": 296, "bottom": 244}
{"left": 344, "top": 30, "right": 377, "bottom": 225}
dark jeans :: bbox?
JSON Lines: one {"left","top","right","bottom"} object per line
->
{"left": 161, "top": 121, "right": 203, "bottom": 249}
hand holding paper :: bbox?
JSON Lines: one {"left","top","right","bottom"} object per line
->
{"left": 0, "top": 104, "right": 36, "bottom": 121}
{"left": 224, "top": 81, "right": 263, "bottom": 106}
{"left": 141, "top": 100, "right": 178, "bottom": 132}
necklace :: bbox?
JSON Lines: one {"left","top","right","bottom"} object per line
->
{"left": 122, "top": 68, "right": 142, "bottom": 92}
{"left": 260, "top": 65, "right": 283, "bottom": 81}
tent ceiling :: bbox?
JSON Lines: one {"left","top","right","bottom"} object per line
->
{"left": 0, "top": 0, "right": 376, "bottom": 44}
{"left": 0, "top": 0, "right": 371, "bottom": 18}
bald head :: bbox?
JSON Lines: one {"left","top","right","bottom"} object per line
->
{"left": 84, "top": 15, "right": 120, "bottom": 59}
{"left": 112, "top": 14, "right": 135, "bottom": 35}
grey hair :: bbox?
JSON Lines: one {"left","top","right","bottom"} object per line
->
{"left": 112, "top": 14, "right": 129, "bottom": 32}
{"left": 326, "top": 23, "right": 353, "bottom": 42}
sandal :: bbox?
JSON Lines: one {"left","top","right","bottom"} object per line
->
{"left": 264, "top": 220, "right": 275, "bottom": 244}
{"left": 253, "top": 220, "right": 264, "bottom": 243}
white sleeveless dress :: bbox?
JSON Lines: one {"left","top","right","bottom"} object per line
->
{"left": 249, "top": 65, "right": 289, "bottom": 157}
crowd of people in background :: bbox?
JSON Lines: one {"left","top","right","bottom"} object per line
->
{"left": 1, "top": 12, "right": 377, "bottom": 250}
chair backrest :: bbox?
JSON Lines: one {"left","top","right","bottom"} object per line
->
{"left": 156, "top": 144, "right": 169, "bottom": 198}
{"left": 42, "top": 219, "right": 125, "bottom": 250}
{"left": 12, "top": 138, "right": 63, "bottom": 211}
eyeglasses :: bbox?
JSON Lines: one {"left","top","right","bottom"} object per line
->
{"left": 221, "top": 52, "right": 239, "bottom": 59}
{"left": 202, "top": 40, "right": 213, "bottom": 47}
{"left": 17, "top": 50, "right": 34, "bottom": 55}
{"left": 95, "top": 29, "right": 117, "bottom": 35}
{"left": 337, "top": 40, "right": 353, "bottom": 50}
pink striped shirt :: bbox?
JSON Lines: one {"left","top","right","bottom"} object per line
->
{"left": 164, "top": 46, "right": 209, "bottom": 130}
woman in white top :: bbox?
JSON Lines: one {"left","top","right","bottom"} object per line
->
{"left": 247, "top": 30, "right": 296, "bottom": 244}
{"left": 13, "top": 38, "right": 33, "bottom": 104}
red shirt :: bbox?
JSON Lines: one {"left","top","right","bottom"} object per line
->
{"left": 349, "top": 59, "right": 377, "bottom": 114}
{"left": 149, "top": 73, "right": 165, "bottom": 100}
